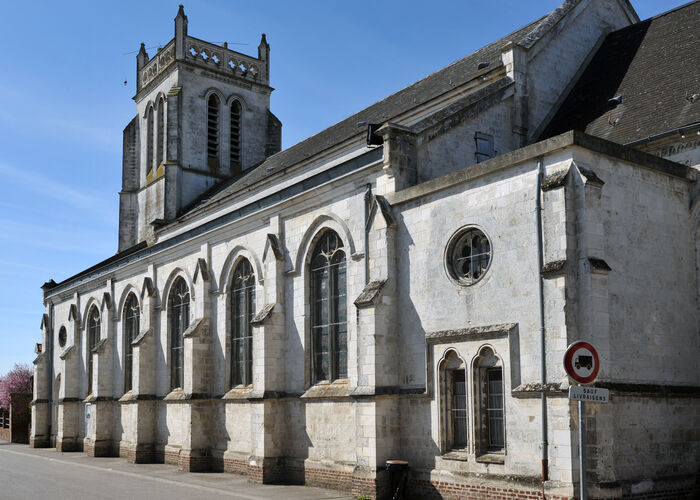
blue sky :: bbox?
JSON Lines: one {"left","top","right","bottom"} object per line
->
{"left": 0, "top": 0, "right": 687, "bottom": 375}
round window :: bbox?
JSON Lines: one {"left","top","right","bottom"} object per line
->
{"left": 58, "top": 326, "right": 67, "bottom": 348}
{"left": 446, "top": 227, "right": 492, "bottom": 285}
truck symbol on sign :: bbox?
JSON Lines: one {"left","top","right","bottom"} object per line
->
{"left": 575, "top": 355, "right": 593, "bottom": 370}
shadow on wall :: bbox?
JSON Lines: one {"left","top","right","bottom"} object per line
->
{"left": 394, "top": 210, "right": 441, "bottom": 474}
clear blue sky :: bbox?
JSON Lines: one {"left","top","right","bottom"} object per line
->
{"left": 0, "top": 0, "right": 687, "bottom": 375}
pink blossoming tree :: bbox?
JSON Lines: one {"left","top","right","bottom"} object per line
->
{"left": 0, "top": 363, "right": 33, "bottom": 409}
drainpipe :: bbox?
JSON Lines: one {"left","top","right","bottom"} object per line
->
{"left": 535, "top": 158, "right": 549, "bottom": 494}
{"left": 363, "top": 183, "right": 372, "bottom": 285}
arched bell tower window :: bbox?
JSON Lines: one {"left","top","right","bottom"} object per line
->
{"left": 123, "top": 293, "right": 140, "bottom": 393}
{"left": 230, "top": 258, "right": 255, "bottom": 387}
{"left": 146, "top": 105, "right": 155, "bottom": 175}
{"left": 86, "top": 306, "right": 100, "bottom": 396}
{"left": 230, "top": 100, "right": 242, "bottom": 172}
{"left": 207, "top": 94, "right": 220, "bottom": 167}
{"left": 156, "top": 97, "right": 165, "bottom": 167}
{"left": 310, "top": 230, "right": 347, "bottom": 383}
{"left": 168, "top": 277, "right": 190, "bottom": 390}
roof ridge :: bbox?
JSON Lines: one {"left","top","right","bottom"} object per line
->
{"left": 639, "top": 0, "right": 699, "bottom": 22}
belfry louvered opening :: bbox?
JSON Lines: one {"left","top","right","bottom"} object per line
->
{"left": 230, "top": 100, "right": 242, "bottom": 173}
{"left": 156, "top": 97, "right": 165, "bottom": 167}
{"left": 207, "top": 94, "right": 220, "bottom": 166}
{"left": 146, "top": 106, "right": 154, "bottom": 175}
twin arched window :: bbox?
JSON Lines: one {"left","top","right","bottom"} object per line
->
{"left": 440, "top": 348, "right": 505, "bottom": 455}
{"left": 230, "top": 259, "right": 255, "bottom": 387}
{"left": 311, "top": 231, "right": 347, "bottom": 383}
{"left": 123, "top": 294, "right": 140, "bottom": 393}
{"left": 169, "top": 277, "right": 190, "bottom": 390}
{"left": 86, "top": 306, "right": 100, "bottom": 396}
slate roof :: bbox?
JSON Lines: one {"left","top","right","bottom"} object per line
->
{"left": 540, "top": 0, "right": 700, "bottom": 144}
{"left": 176, "top": 0, "right": 587, "bottom": 221}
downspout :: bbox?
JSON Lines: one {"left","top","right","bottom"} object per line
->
{"left": 364, "top": 183, "right": 372, "bottom": 285}
{"left": 535, "top": 158, "right": 549, "bottom": 493}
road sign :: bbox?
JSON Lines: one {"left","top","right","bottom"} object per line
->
{"left": 564, "top": 341, "right": 600, "bottom": 384}
{"left": 569, "top": 385, "right": 608, "bottom": 403}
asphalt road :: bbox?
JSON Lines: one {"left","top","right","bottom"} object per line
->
{"left": 0, "top": 441, "right": 352, "bottom": 500}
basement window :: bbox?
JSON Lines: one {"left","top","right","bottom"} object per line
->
{"left": 474, "top": 132, "right": 494, "bottom": 163}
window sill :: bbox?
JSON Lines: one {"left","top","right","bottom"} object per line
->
{"left": 441, "top": 450, "right": 469, "bottom": 462}
{"left": 301, "top": 380, "right": 349, "bottom": 399}
{"left": 476, "top": 453, "right": 505, "bottom": 464}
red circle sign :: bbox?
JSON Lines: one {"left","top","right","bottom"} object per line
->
{"left": 563, "top": 341, "right": 600, "bottom": 384}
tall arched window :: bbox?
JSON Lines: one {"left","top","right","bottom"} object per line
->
{"left": 168, "top": 277, "right": 190, "bottom": 390}
{"left": 207, "top": 94, "right": 220, "bottom": 166}
{"left": 474, "top": 347, "right": 505, "bottom": 454}
{"left": 123, "top": 293, "right": 140, "bottom": 393}
{"left": 146, "top": 105, "right": 154, "bottom": 175}
{"left": 156, "top": 97, "right": 165, "bottom": 167}
{"left": 440, "top": 350, "right": 468, "bottom": 451}
{"left": 310, "top": 231, "right": 347, "bottom": 382}
{"left": 230, "top": 100, "right": 242, "bottom": 172}
{"left": 86, "top": 306, "right": 100, "bottom": 396}
{"left": 230, "top": 259, "right": 255, "bottom": 387}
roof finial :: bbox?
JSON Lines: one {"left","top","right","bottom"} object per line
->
{"left": 177, "top": 4, "right": 186, "bottom": 18}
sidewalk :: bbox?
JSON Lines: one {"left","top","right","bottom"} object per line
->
{"left": 0, "top": 441, "right": 354, "bottom": 500}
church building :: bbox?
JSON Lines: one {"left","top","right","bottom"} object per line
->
{"left": 32, "top": 1, "right": 700, "bottom": 499}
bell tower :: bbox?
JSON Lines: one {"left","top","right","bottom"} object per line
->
{"left": 118, "top": 5, "right": 281, "bottom": 250}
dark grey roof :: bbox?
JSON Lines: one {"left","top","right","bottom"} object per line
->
{"left": 540, "top": 0, "right": 700, "bottom": 144}
{"left": 176, "top": 1, "right": 586, "bottom": 221}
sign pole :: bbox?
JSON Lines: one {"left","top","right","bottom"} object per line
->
{"left": 564, "top": 342, "right": 604, "bottom": 500}
{"left": 578, "top": 389, "right": 586, "bottom": 500}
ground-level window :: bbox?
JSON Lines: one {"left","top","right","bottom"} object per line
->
{"left": 310, "top": 230, "right": 347, "bottom": 383}
{"left": 486, "top": 367, "right": 504, "bottom": 450}
{"left": 169, "top": 277, "right": 190, "bottom": 390}
{"left": 123, "top": 293, "right": 140, "bottom": 393}
{"left": 230, "top": 258, "right": 255, "bottom": 387}
{"left": 441, "top": 350, "right": 468, "bottom": 450}
{"left": 474, "top": 346, "right": 505, "bottom": 454}
{"left": 86, "top": 306, "right": 100, "bottom": 396}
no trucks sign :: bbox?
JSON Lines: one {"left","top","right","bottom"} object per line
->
{"left": 563, "top": 341, "right": 600, "bottom": 384}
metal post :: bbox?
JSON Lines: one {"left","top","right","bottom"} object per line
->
{"left": 578, "top": 395, "right": 586, "bottom": 500}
